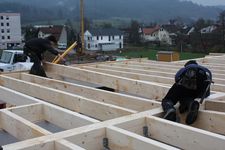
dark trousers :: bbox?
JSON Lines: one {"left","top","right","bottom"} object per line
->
{"left": 162, "top": 83, "right": 198, "bottom": 113}
{"left": 24, "top": 48, "right": 47, "bottom": 77}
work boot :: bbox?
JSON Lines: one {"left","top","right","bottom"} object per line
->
{"left": 179, "top": 104, "right": 188, "bottom": 114}
{"left": 186, "top": 101, "right": 200, "bottom": 125}
{"left": 163, "top": 108, "right": 177, "bottom": 122}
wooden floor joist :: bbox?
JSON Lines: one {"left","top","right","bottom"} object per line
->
{"left": 0, "top": 54, "right": 225, "bottom": 149}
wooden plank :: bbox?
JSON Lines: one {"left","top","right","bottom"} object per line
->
{"left": 65, "top": 128, "right": 106, "bottom": 150}
{"left": 18, "top": 73, "right": 161, "bottom": 111}
{"left": 43, "top": 104, "right": 98, "bottom": 129}
{"left": 44, "top": 63, "right": 170, "bottom": 100}
{"left": 92, "top": 63, "right": 225, "bottom": 79}
{"left": 0, "top": 110, "right": 50, "bottom": 141}
{"left": 0, "top": 75, "right": 136, "bottom": 121}
{"left": 191, "top": 110, "right": 225, "bottom": 135}
{"left": 8, "top": 103, "right": 44, "bottom": 123}
{"left": 0, "top": 86, "right": 38, "bottom": 106}
{"left": 3, "top": 141, "right": 54, "bottom": 150}
{"left": 116, "top": 60, "right": 225, "bottom": 73}
{"left": 55, "top": 140, "right": 86, "bottom": 150}
{"left": 79, "top": 66, "right": 225, "bottom": 93}
{"left": 205, "top": 100, "right": 225, "bottom": 112}
{"left": 107, "top": 126, "right": 180, "bottom": 150}
{"left": 81, "top": 66, "right": 173, "bottom": 84}
{"left": 145, "top": 116, "right": 225, "bottom": 150}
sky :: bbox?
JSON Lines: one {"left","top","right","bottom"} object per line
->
{"left": 184, "top": 0, "right": 225, "bottom": 6}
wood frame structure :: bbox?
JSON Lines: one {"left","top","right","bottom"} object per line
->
{"left": 0, "top": 54, "right": 225, "bottom": 149}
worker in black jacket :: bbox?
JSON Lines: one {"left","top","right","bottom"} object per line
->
{"left": 162, "top": 60, "right": 212, "bottom": 125}
{"left": 24, "top": 35, "right": 62, "bottom": 77}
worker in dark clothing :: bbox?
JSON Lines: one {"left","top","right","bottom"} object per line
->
{"left": 162, "top": 60, "right": 212, "bottom": 125}
{"left": 24, "top": 35, "right": 62, "bottom": 77}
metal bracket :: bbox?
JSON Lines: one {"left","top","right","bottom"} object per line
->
{"left": 103, "top": 137, "right": 110, "bottom": 150}
{"left": 143, "top": 126, "right": 150, "bottom": 138}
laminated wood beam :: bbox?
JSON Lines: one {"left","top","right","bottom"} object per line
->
{"left": 44, "top": 63, "right": 169, "bottom": 100}
{"left": 145, "top": 116, "right": 225, "bottom": 150}
{"left": 55, "top": 140, "right": 86, "bottom": 150}
{"left": 191, "top": 110, "right": 225, "bottom": 135}
{"left": 205, "top": 100, "right": 225, "bottom": 112}
{"left": 15, "top": 73, "right": 161, "bottom": 111}
{"left": 3, "top": 141, "right": 54, "bottom": 150}
{"left": 0, "top": 86, "right": 38, "bottom": 106}
{"left": 8, "top": 103, "right": 98, "bottom": 130}
{"left": 102, "top": 62, "right": 225, "bottom": 75}
{"left": 94, "top": 63, "right": 225, "bottom": 79}
{"left": 116, "top": 116, "right": 225, "bottom": 150}
{"left": 82, "top": 65, "right": 225, "bottom": 85}
{"left": 107, "top": 126, "right": 180, "bottom": 150}
{"left": 0, "top": 75, "right": 136, "bottom": 120}
{"left": 79, "top": 66, "right": 225, "bottom": 93}
{"left": 0, "top": 110, "right": 50, "bottom": 141}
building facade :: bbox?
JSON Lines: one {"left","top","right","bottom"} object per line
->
{"left": 0, "top": 13, "right": 22, "bottom": 49}
{"left": 141, "top": 26, "right": 172, "bottom": 45}
{"left": 84, "top": 28, "right": 123, "bottom": 51}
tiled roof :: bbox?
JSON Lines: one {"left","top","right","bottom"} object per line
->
{"left": 88, "top": 28, "right": 123, "bottom": 36}
{"left": 142, "top": 26, "right": 160, "bottom": 35}
{"left": 39, "top": 25, "right": 64, "bottom": 41}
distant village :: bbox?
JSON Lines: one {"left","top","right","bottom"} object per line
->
{"left": 1, "top": 12, "right": 225, "bottom": 54}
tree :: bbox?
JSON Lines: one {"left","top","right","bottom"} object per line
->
{"left": 128, "top": 20, "right": 141, "bottom": 44}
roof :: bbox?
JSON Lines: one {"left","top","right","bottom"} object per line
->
{"left": 38, "top": 25, "right": 64, "bottom": 41}
{"left": 87, "top": 28, "right": 123, "bottom": 36}
{"left": 142, "top": 26, "right": 160, "bottom": 35}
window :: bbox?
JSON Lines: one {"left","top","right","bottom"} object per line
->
{"left": 109, "top": 36, "right": 111, "bottom": 41}
{"left": 1, "top": 23, "right": 4, "bottom": 26}
{"left": 101, "top": 36, "right": 103, "bottom": 40}
{"left": 7, "top": 36, "right": 10, "bottom": 39}
{"left": 13, "top": 54, "right": 27, "bottom": 63}
{"left": 1, "top": 29, "right": 4, "bottom": 33}
{"left": 95, "top": 44, "right": 97, "bottom": 48}
{"left": 7, "top": 29, "right": 10, "bottom": 33}
{"left": 88, "top": 43, "right": 90, "bottom": 49}
{"left": 6, "top": 16, "right": 9, "bottom": 20}
{"left": 97, "top": 36, "right": 99, "bottom": 40}
{"left": 2, "top": 36, "right": 5, "bottom": 40}
{"left": 88, "top": 37, "right": 90, "bottom": 40}
{"left": 0, "top": 16, "right": 3, "bottom": 20}
{"left": 119, "top": 35, "right": 121, "bottom": 39}
{"left": 112, "top": 36, "right": 115, "bottom": 40}
{"left": 6, "top": 23, "right": 9, "bottom": 26}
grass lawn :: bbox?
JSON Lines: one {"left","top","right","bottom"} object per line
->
{"left": 117, "top": 46, "right": 206, "bottom": 60}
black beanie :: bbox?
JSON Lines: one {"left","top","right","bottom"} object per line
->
{"left": 184, "top": 60, "right": 198, "bottom": 67}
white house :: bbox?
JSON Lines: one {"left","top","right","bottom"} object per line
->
{"left": 200, "top": 25, "right": 217, "bottom": 34}
{"left": 141, "top": 26, "right": 172, "bottom": 45}
{"left": 84, "top": 28, "right": 123, "bottom": 51}
{"left": 37, "top": 25, "right": 67, "bottom": 49}
{"left": 0, "top": 13, "right": 22, "bottom": 49}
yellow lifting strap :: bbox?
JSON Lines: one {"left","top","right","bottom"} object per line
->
{"left": 52, "top": 41, "right": 78, "bottom": 64}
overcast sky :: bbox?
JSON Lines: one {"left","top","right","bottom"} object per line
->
{"left": 184, "top": 0, "right": 225, "bottom": 6}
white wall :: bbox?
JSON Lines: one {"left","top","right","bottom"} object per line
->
{"left": 84, "top": 31, "right": 123, "bottom": 51}
{"left": 0, "top": 13, "right": 22, "bottom": 49}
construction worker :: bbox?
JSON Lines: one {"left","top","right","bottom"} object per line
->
{"left": 162, "top": 60, "right": 212, "bottom": 125}
{"left": 24, "top": 35, "right": 62, "bottom": 77}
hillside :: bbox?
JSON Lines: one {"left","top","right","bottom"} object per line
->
{"left": 0, "top": 0, "right": 223, "bottom": 24}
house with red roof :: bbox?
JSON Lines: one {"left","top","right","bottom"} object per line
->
{"left": 38, "top": 25, "right": 67, "bottom": 49}
{"left": 141, "top": 26, "right": 172, "bottom": 45}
